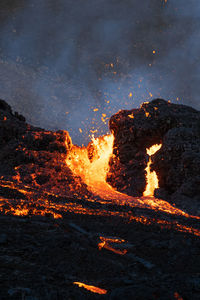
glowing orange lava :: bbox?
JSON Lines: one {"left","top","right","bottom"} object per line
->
{"left": 98, "top": 236, "right": 128, "bottom": 255}
{"left": 66, "top": 134, "right": 116, "bottom": 198}
{"left": 66, "top": 136, "right": 200, "bottom": 221}
{"left": 143, "top": 144, "right": 162, "bottom": 196}
{"left": 73, "top": 282, "right": 107, "bottom": 294}
{"left": 0, "top": 128, "right": 199, "bottom": 240}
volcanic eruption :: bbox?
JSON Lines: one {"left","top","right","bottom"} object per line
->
{"left": 1, "top": 0, "right": 200, "bottom": 298}
{"left": 0, "top": 98, "right": 200, "bottom": 299}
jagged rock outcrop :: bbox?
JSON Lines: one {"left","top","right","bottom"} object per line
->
{"left": 107, "top": 99, "right": 200, "bottom": 201}
{"left": 153, "top": 126, "right": 200, "bottom": 203}
{"left": 0, "top": 99, "right": 91, "bottom": 198}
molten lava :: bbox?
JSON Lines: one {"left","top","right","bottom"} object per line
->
{"left": 143, "top": 144, "right": 162, "bottom": 196}
{"left": 65, "top": 136, "right": 200, "bottom": 221}
{"left": 0, "top": 124, "right": 199, "bottom": 240}
{"left": 98, "top": 236, "right": 128, "bottom": 255}
{"left": 73, "top": 282, "right": 107, "bottom": 294}
{"left": 66, "top": 134, "right": 115, "bottom": 198}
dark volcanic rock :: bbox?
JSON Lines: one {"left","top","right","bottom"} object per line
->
{"left": 107, "top": 99, "right": 200, "bottom": 201}
{"left": 0, "top": 99, "right": 27, "bottom": 146}
{"left": 0, "top": 99, "right": 92, "bottom": 199}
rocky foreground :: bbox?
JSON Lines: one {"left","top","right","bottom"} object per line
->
{"left": 0, "top": 99, "right": 200, "bottom": 299}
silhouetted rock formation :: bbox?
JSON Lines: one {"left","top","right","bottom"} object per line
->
{"left": 108, "top": 99, "right": 200, "bottom": 202}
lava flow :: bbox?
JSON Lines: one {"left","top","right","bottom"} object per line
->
{"left": 66, "top": 135, "right": 199, "bottom": 219}
{"left": 73, "top": 282, "right": 107, "bottom": 295}
{"left": 0, "top": 97, "right": 199, "bottom": 240}
{"left": 1, "top": 99, "right": 199, "bottom": 299}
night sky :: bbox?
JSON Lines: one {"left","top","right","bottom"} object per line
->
{"left": 0, "top": 0, "right": 199, "bottom": 144}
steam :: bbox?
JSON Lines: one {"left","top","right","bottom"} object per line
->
{"left": 0, "top": 0, "right": 199, "bottom": 144}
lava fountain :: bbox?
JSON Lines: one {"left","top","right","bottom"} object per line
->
{"left": 66, "top": 134, "right": 116, "bottom": 199}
